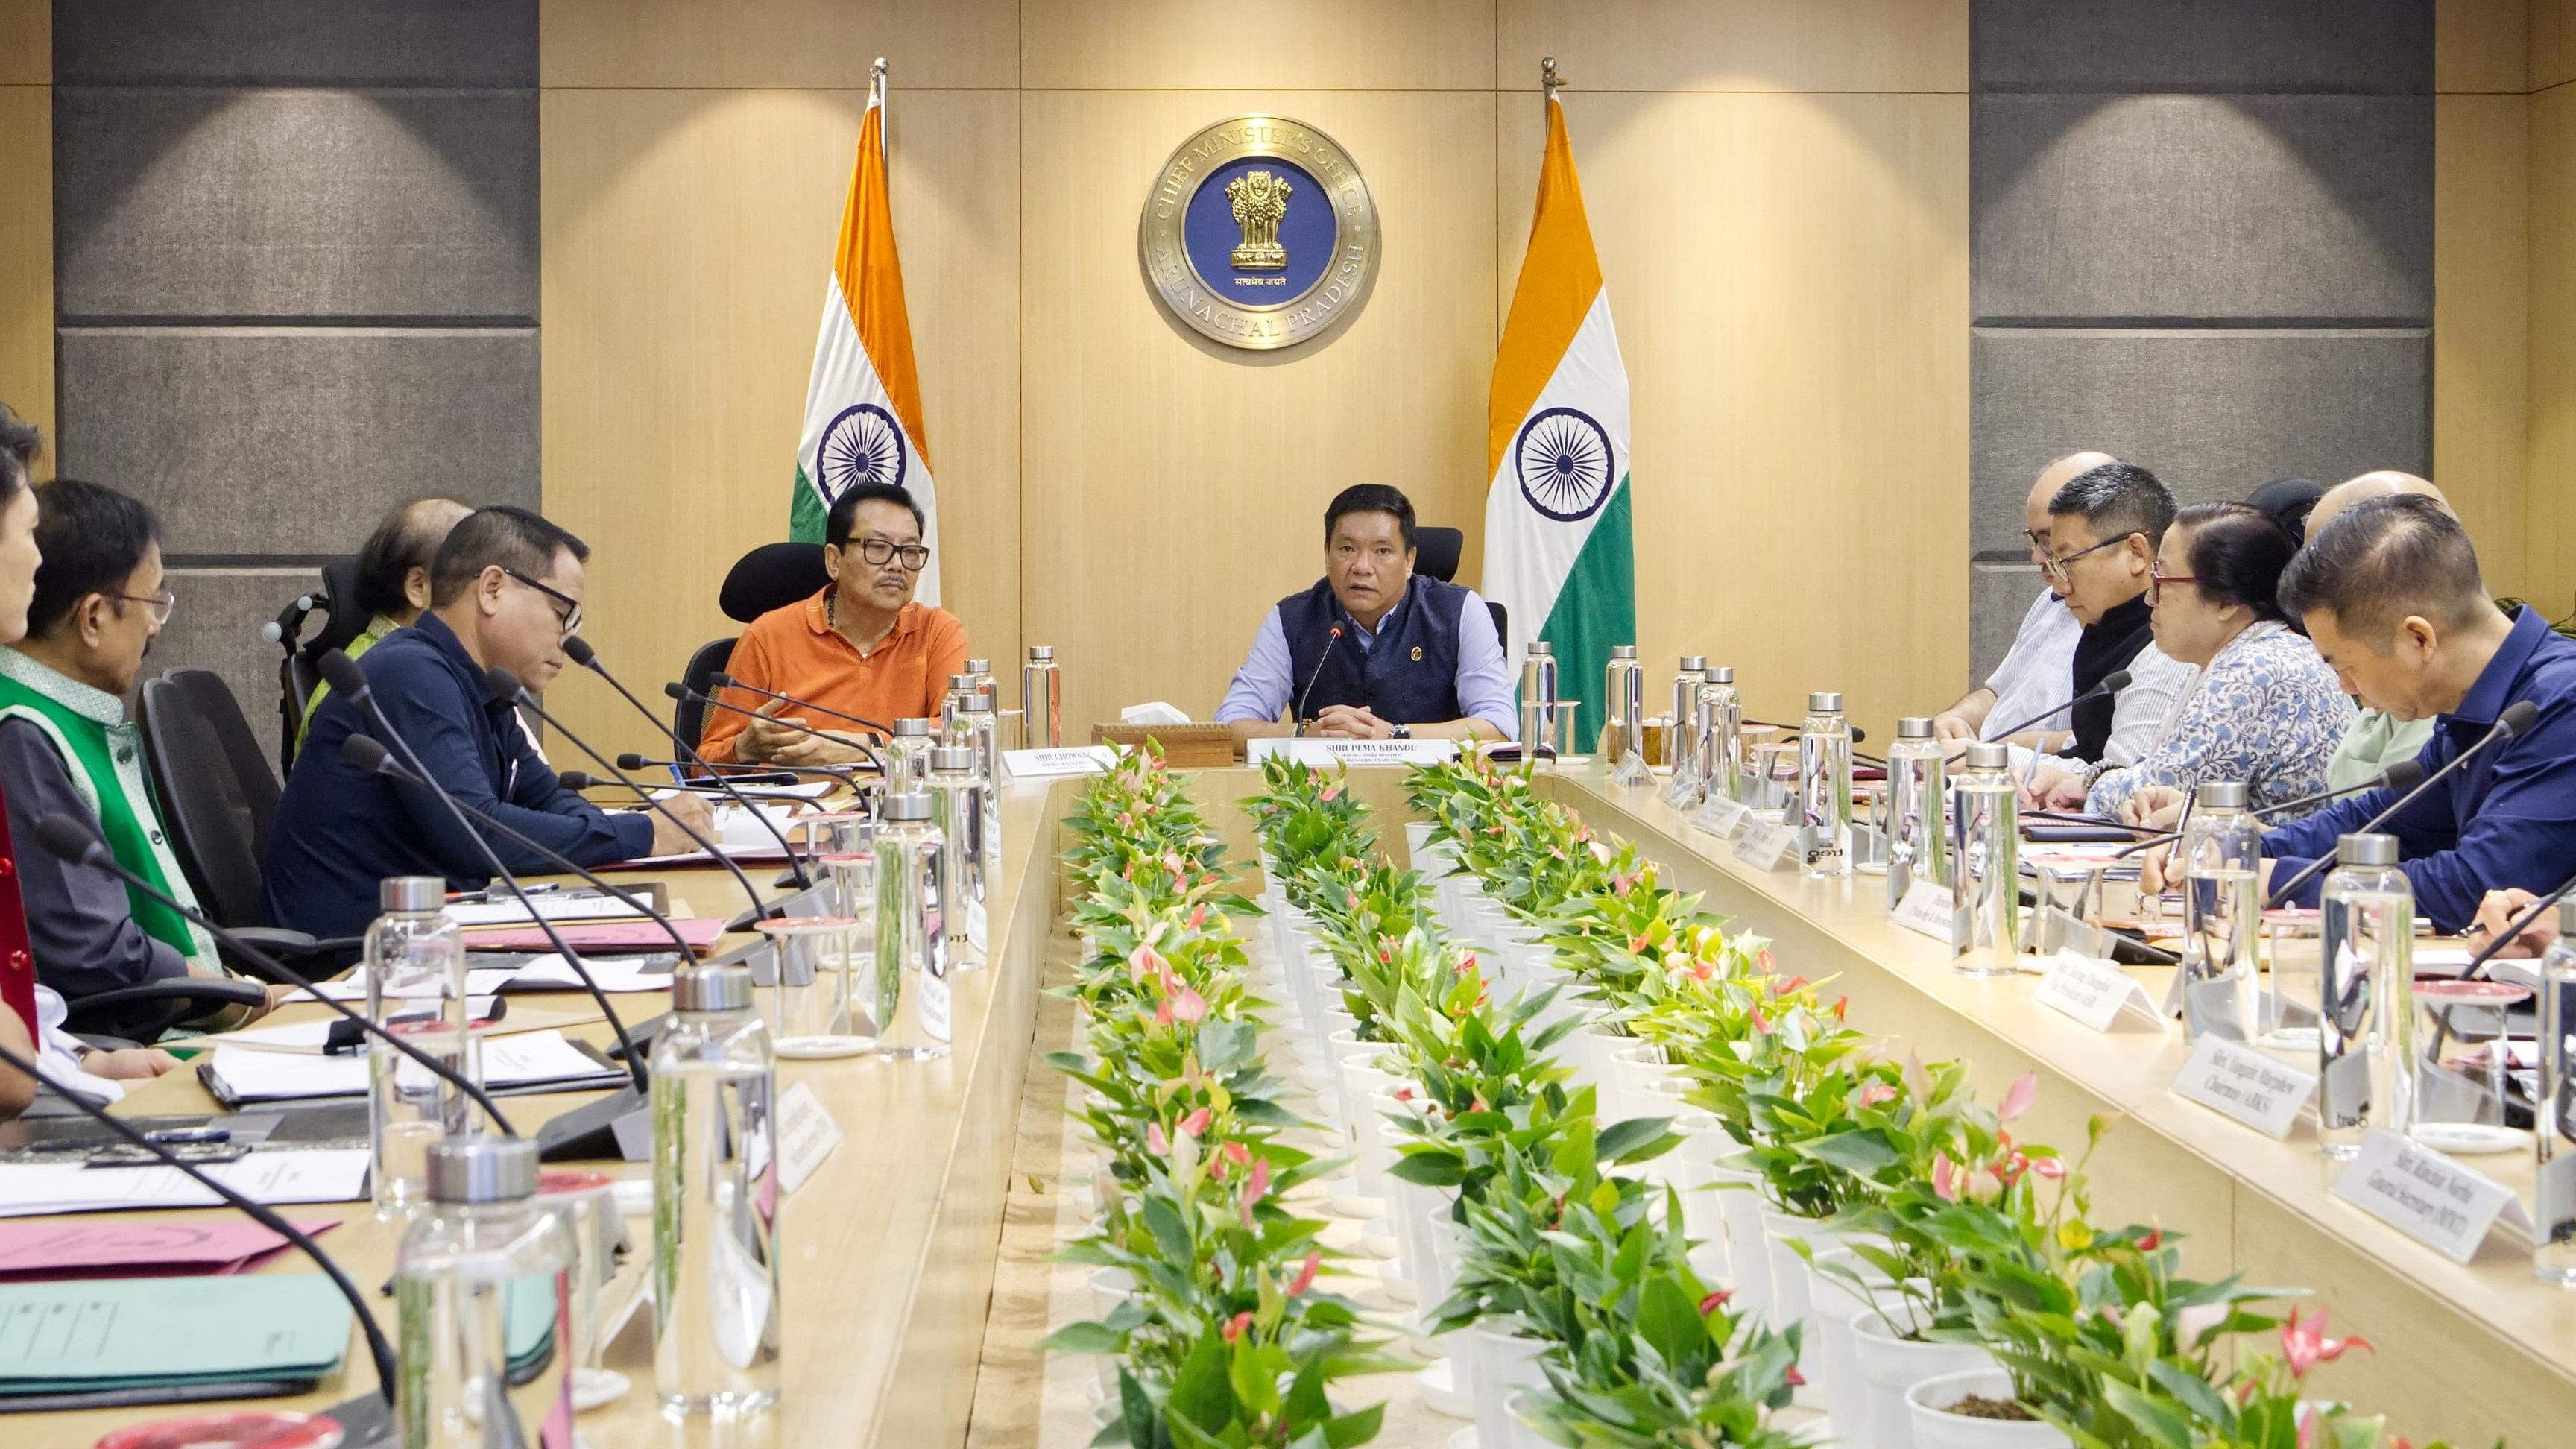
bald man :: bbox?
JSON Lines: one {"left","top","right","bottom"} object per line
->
{"left": 2314, "top": 471, "right": 2451, "bottom": 790}
{"left": 1935, "top": 450, "right": 2118, "bottom": 750}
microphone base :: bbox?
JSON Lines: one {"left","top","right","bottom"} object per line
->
{"left": 537, "top": 1085, "right": 653, "bottom": 1163}
{"left": 321, "top": 1390, "right": 398, "bottom": 1447}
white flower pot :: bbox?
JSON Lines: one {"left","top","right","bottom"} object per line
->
{"left": 1503, "top": 1388, "right": 1555, "bottom": 1449}
{"left": 1809, "top": 1250, "right": 1912, "bottom": 1449}
{"left": 1905, "top": 1367, "right": 2069, "bottom": 1449}
{"left": 1852, "top": 1311, "right": 1998, "bottom": 1449}
{"left": 1087, "top": 1266, "right": 1132, "bottom": 1393}
{"left": 1470, "top": 1323, "right": 1547, "bottom": 1449}
{"left": 1404, "top": 820, "right": 1436, "bottom": 862}
{"left": 1708, "top": 1168, "right": 1770, "bottom": 1314}
{"left": 1760, "top": 1209, "right": 1856, "bottom": 1409}
{"left": 1607, "top": 1042, "right": 1679, "bottom": 1123}
{"left": 1339, "top": 1058, "right": 1402, "bottom": 1193}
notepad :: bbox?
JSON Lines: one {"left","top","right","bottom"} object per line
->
{"left": 449, "top": 893, "right": 647, "bottom": 927}
{"left": 0, "top": 1273, "right": 352, "bottom": 1395}
{"left": 464, "top": 918, "right": 725, "bottom": 953}
{"left": 0, "top": 1149, "right": 370, "bottom": 1219}
{"left": 201, "top": 1031, "right": 622, "bottom": 1105}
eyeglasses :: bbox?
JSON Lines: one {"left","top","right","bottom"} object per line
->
{"left": 849, "top": 539, "right": 931, "bottom": 571}
{"left": 2039, "top": 533, "right": 2135, "bottom": 582}
{"left": 2021, "top": 528, "right": 2051, "bottom": 554}
{"left": 2147, "top": 564, "right": 2200, "bottom": 607}
{"left": 102, "top": 590, "right": 175, "bottom": 625}
{"left": 502, "top": 569, "right": 584, "bottom": 636}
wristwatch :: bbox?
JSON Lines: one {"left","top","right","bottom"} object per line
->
{"left": 1391, "top": 723, "right": 1412, "bottom": 740}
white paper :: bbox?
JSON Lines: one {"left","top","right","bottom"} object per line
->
{"left": 2033, "top": 952, "right": 2162, "bottom": 1032}
{"left": 1003, "top": 746, "right": 1116, "bottom": 780}
{"left": 503, "top": 953, "right": 676, "bottom": 994}
{"left": 1732, "top": 821, "right": 1799, "bottom": 872}
{"left": 1890, "top": 881, "right": 1957, "bottom": 942}
{"left": 2332, "top": 1129, "right": 2531, "bottom": 1263}
{"left": 204, "top": 1030, "right": 619, "bottom": 1102}
{"left": 1688, "top": 797, "right": 1753, "bottom": 840}
{"left": 2411, "top": 946, "right": 2475, "bottom": 974}
{"left": 0, "top": 1147, "right": 371, "bottom": 1218}
{"left": 1243, "top": 738, "right": 1460, "bottom": 768}
{"left": 306, "top": 968, "right": 520, "bottom": 1002}
{"left": 449, "top": 894, "right": 646, "bottom": 927}
{"left": 219, "top": 996, "right": 505, "bottom": 1051}
{"left": 774, "top": 1082, "right": 842, "bottom": 1196}
{"left": 1119, "top": 701, "right": 1191, "bottom": 726}
{"left": 2170, "top": 1037, "right": 2317, "bottom": 1139}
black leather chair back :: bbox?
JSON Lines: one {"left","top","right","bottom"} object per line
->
{"left": 1415, "top": 526, "right": 1464, "bottom": 583}
{"left": 719, "top": 543, "right": 831, "bottom": 624}
{"left": 676, "top": 637, "right": 739, "bottom": 751}
{"left": 1487, "top": 600, "right": 1508, "bottom": 654}
{"left": 139, "top": 669, "right": 282, "bottom": 930}
{"left": 274, "top": 557, "right": 365, "bottom": 771}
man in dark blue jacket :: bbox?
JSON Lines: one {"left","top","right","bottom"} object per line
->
{"left": 264, "top": 507, "right": 711, "bottom": 942}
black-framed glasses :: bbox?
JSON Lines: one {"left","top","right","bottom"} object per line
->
{"left": 850, "top": 539, "right": 931, "bottom": 571}
{"left": 102, "top": 589, "right": 175, "bottom": 625}
{"left": 502, "top": 569, "right": 583, "bottom": 635}
{"left": 2040, "top": 533, "right": 2135, "bottom": 582}
{"left": 2147, "top": 564, "right": 2200, "bottom": 607}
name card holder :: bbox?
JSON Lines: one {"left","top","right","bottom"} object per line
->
{"left": 775, "top": 1081, "right": 843, "bottom": 1195}
{"left": 1003, "top": 746, "right": 1117, "bottom": 780}
{"left": 2170, "top": 1037, "right": 2317, "bottom": 1139}
{"left": 2033, "top": 951, "right": 2162, "bottom": 1032}
{"left": 1689, "top": 797, "right": 1754, "bottom": 840}
{"left": 1890, "top": 880, "right": 1957, "bottom": 943}
{"left": 1245, "top": 738, "right": 1461, "bottom": 768}
{"left": 2332, "top": 1129, "right": 2531, "bottom": 1263}
{"left": 1733, "top": 819, "right": 1799, "bottom": 872}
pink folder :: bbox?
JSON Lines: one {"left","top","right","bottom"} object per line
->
{"left": 463, "top": 917, "right": 725, "bottom": 954}
{"left": 0, "top": 1217, "right": 340, "bottom": 1279}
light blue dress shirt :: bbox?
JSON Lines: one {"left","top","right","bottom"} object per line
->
{"left": 1214, "top": 587, "right": 1518, "bottom": 739}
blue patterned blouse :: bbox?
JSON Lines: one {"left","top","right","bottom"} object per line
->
{"left": 2084, "top": 621, "right": 2355, "bottom": 821}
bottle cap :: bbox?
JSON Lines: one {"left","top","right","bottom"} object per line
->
{"left": 961, "top": 694, "right": 993, "bottom": 713}
{"left": 1029, "top": 645, "right": 1054, "bottom": 661}
{"left": 2194, "top": 779, "right": 2248, "bottom": 809}
{"left": 948, "top": 674, "right": 973, "bottom": 690}
{"left": 1965, "top": 742, "right": 2009, "bottom": 770}
{"left": 672, "top": 962, "right": 754, "bottom": 1014}
{"left": 964, "top": 658, "right": 990, "bottom": 675}
{"left": 882, "top": 791, "right": 933, "bottom": 821}
{"left": 1610, "top": 645, "right": 1637, "bottom": 659}
{"left": 382, "top": 876, "right": 444, "bottom": 912}
{"left": 2334, "top": 833, "right": 2399, "bottom": 867}
{"left": 1527, "top": 641, "right": 1553, "bottom": 656}
{"left": 2560, "top": 899, "right": 2576, "bottom": 936}
{"left": 427, "top": 1135, "right": 539, "bottom": 1205}
{"left": 1897, "top": 717, "right": 1934, "bottom": 739}
{"left": 894, "top": 717, "right": 933, "bottom": 737}
{"left": 929, "top": 746, "right": 976, "bottom": 773}
{"left": 1677, "top": 655, "right": 1706, "bottom": 671}
{"left": 1705, "top": 666, "right": 1733, "bottom": 684}
{"left": 1808, "top": 691, "right": 1843, "bottom": 712}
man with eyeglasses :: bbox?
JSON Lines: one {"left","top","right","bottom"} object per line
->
{"left": 1932, "top": 451, "right": 2112, "bottom": 751}
{"left": 0, "top": 479, "right": 286, "bottom": 1036}
{"left": 266, "top": 506, "right": 715, "bottom": 944}
{"left": 699, "top": 483, "right": 967, "bottom": 767}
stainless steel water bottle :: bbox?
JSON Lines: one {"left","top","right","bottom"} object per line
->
{"left": 2318, "top": 833, "right": 2408, "bottom": 1158}
{"left": 1603, "top": 645, "right": 1648, "bottom": 785}
{"left": 2178, "top": 780, "right": 2264, "bottom": 1043}
{"left": 1883, "top": 718, "right": 1947, "bottom": 910}
{"left": 1949, "top": 742, "right": 2018, "bottom": 974}
{"left": 1519, "top": 642, "right": 1559, "bottom": 763}
{"left": 1796, "top": 691, "right": 1853, "bottom": 878}
{"left": 1022, "top": 645, "right": 1062, "bottom": 749}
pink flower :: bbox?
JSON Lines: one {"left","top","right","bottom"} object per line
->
{"left": 1831, "top": 994, "right": 1849, "bottom": 1020}
{"left": 2174, "top": 1301, "right": 2230, "bottom": 1348}
{"left": 1126, "top": 945, "right": 1163, "bottom": 982}
{"left": 1965, "top": 1167, "right": 2003, "bottom": 1205}
{"left": 1755, "top": 948, "right": 1777, "bottom": 974}
{"left": 1998, "top": 1072, "right": 2038, "bottom": 1123}
{"left": 1224, "top": 1141, "right": 1251, "bottom": 1167}
{"left": 1784, "top": 1365, "right": 1807, "bottom": 1387}
{"left": 1611, "top": 870, "right": 1636, "bottom": 897}
{"left": 2138, "top": 1226, "right": 2162, "bottom": 1251}
{"left": 1931, "top": 1151, "right": 1959, "bottom": 1202}
{"left": 1857, "top": 1082, "right": 1898, "bottom": 1108}
{"left": 1147, "top": 1122, "right": 1169, "bottom": 1155}
{"left": 1153, "top": 999, "right": 1175, "bottom": 1027}
{"left": 2280, "top": 1307, "right": 2370, "bottom": 1378}
{"left": 1587, "top": 839, "right": 1614, "bottom": 865}
{"left": 1178, "top": 1106, "right": 1212, "bottom": 1138}
{"left": 1281, "top": 1253, "right": 1324, "bottom": 1300}
{"left": 1238, "top": 1157, "right": 1271, "bottom": 1227}
{"left": 1187, "top": 903, "right": 1208, "bottom": 929}
{"left": 1319, "top": 783, "right": 1343, "bottom": 802}
{"left": 2030, "top": 1156, "right": 2065, "bottom": 1181}
{"left": 1394, "top": 1086, "right": 1414, "bottom": 1102}
{"left": 1749, "top": 1006, "right": 1774, "bottom": 1035}
{"left": 1223, "top": 1310, "right": 1254, "bottom": 1343}
{"left": 1171, "top": 988, "right": 1209, "bottom": 1024}
{"left": 1779, "top": 975, "right": 1808, "bottom": 995}
{"left": 1698, "top": 1289, "right": 1733, "bottom": 1316}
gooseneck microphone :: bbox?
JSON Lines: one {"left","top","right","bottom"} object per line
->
{"left": 28, "top": 812, "right": 517, "bottom": 1135}
{"left": 2109, "top": 760, "right": 2428, "bottom": 859}
{"left": 0, "top": 1036, "right": 400, "bottom": 1401}
{"left": 1985, "top": 669, "right": 2133, "bottom": 747}
{"left": 707, "top": 672, "right": 894, "bottom": 737}
{"left": 1292, "top": 625, "right": 1344, "bottom": 736}
{"left": 2463, "top": 865, "right": 2576, "bottom": 983}
{"left": 666, "top": 682, "right": 890, "bottom": 778}
{"left": 2264, "top": 699, "right": 2542, "bottom": 909}
{"left": 561, "top": 635, "right": 821, "bottom": 888}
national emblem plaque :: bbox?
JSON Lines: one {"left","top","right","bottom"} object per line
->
{"left": 1139, "top": 115, "right": 1380, "bottom": 351}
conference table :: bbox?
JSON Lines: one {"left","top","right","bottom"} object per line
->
{"left": 14, "top": 763, "right": 2569, "bottom": 1448}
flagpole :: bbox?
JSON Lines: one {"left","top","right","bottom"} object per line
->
{"left": 870, "top": 55, "right": 888, "bottom": 120}
{"left": 1541, "top": 55, "right": 1562, "bottom": 101}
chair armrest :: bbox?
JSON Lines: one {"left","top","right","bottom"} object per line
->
{"left": 60, "top": 979, "right": 271, "bottom": 1040}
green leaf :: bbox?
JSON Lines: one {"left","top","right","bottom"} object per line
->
{"left": 1634, "top": 1273, "right": 1706, "bottom": 1372}
{"left": 1168, "top": 1330, "right": 1235, "bottom": 1444}
{"left": 1320, "top": 1404, "right": 1385, "bottom": 1449}
{"left": 2100, "top": 1377, "right": 2196, "bottom": 1449}
{"left": 1038, "top": 1320, "right": 1126, "bottom": 1355}
{"left": 1389, "top": 1152, "right": 1469, "bottom": 1187}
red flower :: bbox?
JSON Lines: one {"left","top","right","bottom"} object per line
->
{"left": 1749, "top": 1006, "right": 1774, "bottom": 1035}
{"left": 1223, "top": 1310, "right": 1254, "bottom": 1342}
{"left": 2138, "top": 1226, "right": 2162, "bottom": 1251}
{"left": 1831, "top": 994, "right": 1849, "bottom": 1020}
{"left": 1780, "top": 974, "right": 1808, "bottom": 994}
{"left": 1783, "top": 1365, "right": 1807, "bottom": 1386}
{"left": 1698, "top": 1289, "right": 1733, "bottom": 1316}
{"left": 1178, "top": 1106, "right": 1212, "bottom": 1137}
{"left": 1224, "top": 1141, "right": 1251, "bottom": 1167}
{"left": 1288, "top": 1251, "right": 1321, "bottom": 1295}
{"left": 2280, "top": 1307, "right": 2371, "bottom": 1378}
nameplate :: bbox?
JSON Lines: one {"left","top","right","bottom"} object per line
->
{"left": 774, "top": 1081, "right": 842, "bottom": 1196}
{"left": 2332, "top": 1130, "right": 2530, "bottom": 1263}
{"left": 1245, "top": 738, "right": 1461, "bottom": 768}
{"left": 1733, "top": 820, "right": 1799, "bottom": 872}
{"left": 2171, "top": 1037, "right": 2316, "bottom": 1140}
{"left": 1689, "top": 797, "right": 1754, "bottom": 839}
{"left": 1890, "top": 880, "right": 1956, "bottom": 942}
{"left": 1003, "top": 746, "right": 1116, "bottom": 780}
{"left": 2033, "top": 951, "right": 2161, "bottom": 1033}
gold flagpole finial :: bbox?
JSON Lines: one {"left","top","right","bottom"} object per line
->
{"left": 872, "top": 57, "right": 890, "bottom": 82}
{"left": 1541, "top": 56, "right": 1562, "bottom": 98}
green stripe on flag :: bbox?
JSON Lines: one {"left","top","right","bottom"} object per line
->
{"left": 789, "top": 464, "right": 828, "bottom": 543}
{"left": 1534, "top": 477, "right": 1635, "bottom": 751}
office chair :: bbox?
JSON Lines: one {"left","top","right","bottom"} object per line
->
{"left": 1409, "top": 526, "right": 1508, "bottom": 648}
{"left": 673, "top": 543, "right": 833, "bottom": 748}
{"left": 265, "top": 557, "right": 365, "bottom": 772}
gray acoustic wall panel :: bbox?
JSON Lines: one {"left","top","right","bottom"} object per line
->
{"left": 154, "top": 567, "right": 318, "bottom": 757}
{"left": 1970, "top": 0, "right": 2431, "bottom": 95}
{"left": 1972, "top": 94, "right": 2431, "bottom": 324}
{"left": 1969, "top": 562, "right": 2050, "bottom": 692}
{"left": 1969, "top": 327, "right": 2428, "bottom": 552}
{"left": 54, "top": 329, "right": 540, "bottom": 556}
{"left": 55, "top": 88, "right": 539, "bottom": 323}
{"left": 56, "top": 1, "right": 537, "bottom": 87}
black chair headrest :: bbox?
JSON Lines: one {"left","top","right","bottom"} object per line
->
{"left": 719, "top": 543, "right": 833, "bottom": 624}
{"left": 1414, "top": 526, "right": 1464, "bottom": 584}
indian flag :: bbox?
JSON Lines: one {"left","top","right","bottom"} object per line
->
{"left": 1482, "top": 90, "right": 1634, "bottom": 751}
{"left": 790, "top": 61, "right": 941, "bottom": 605}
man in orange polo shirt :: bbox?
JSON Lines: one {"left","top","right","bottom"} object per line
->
{"left": 700, "top": 483, "right": 970, "bottom": 766}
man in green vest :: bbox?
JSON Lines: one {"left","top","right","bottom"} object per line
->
{"left": 0, "top": 479, "right": 280, "bottom": 1038}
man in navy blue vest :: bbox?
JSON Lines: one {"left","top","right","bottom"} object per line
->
{"left": 1216, "top": 484, "right": 1517, "bottom": 743}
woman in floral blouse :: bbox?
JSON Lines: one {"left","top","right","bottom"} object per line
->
{"left": 2040, "top": 502, "right": 2353, "bottom": 823}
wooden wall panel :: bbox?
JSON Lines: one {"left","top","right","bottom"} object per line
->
{"left": 1495, "top": 90, "right": 1970, "bottom": 745}
{"left": 2440, "top": 0, "right": 2532, "bottom": 92}
{"left": 0, "top": 0, "right": 45, "bottom": 458}
{"left": 2529, "top": 81, "right": 2576, "bottom": 622}
{"left": 538, "top": 0, "right": 1017, "bottom": 89}
{"left": 541, "top": 87, "right": 1020, "bottom": 761}
{"left": 2536, "top": 0, "right": 2576, "bottom": 89}
{"left": 1018, "top": 89, "right": 1497, "bottom": 734}
{"left": 2434, "top": 93, "right": 2531, "bottom": 600}
{"left": 1023, "top": 0, "right": 1493, "bottom": 90}
{"left": 1497, "top": 0, "right": 1967, "bottom": 93}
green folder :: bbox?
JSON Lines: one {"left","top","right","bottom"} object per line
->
{"left": 0, "top": 1273, "right": 350, "bottom": 1396}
